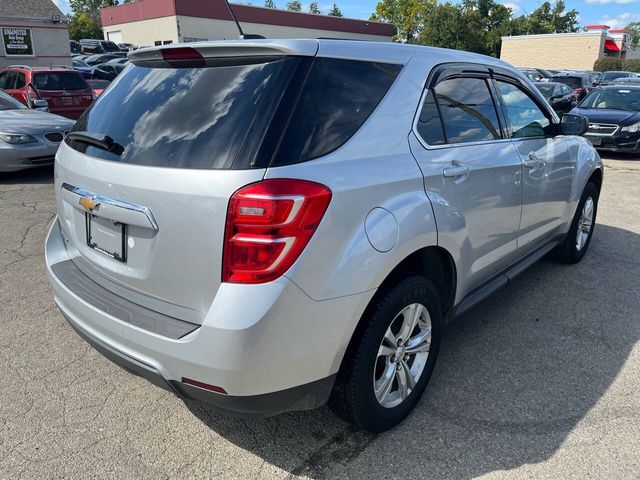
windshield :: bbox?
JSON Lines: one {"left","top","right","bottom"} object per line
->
{"left": 0, "top": 90, "right": 26, "bottom": 110}
{"left": 101, "top": 41, "right": 120, "bottom": 53}
{"left": 601, "top": 71, "right": 631, "bottom": 81}
{"left": 33, "top": 72, "right": 89, "bottom": 91}
{"left": 578, "top": 89, "right": 640, "bottom": 111}
{"left": 536, "top": 84, "right": 555, "bottom": 97}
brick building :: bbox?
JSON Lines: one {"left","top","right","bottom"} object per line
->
{"left": 100, "top": 0, "right": 393, "bottom": 47}
{"left": 501, "top": 25, "right": 633, "bottom": 71}
{"left": 0, "top": 0, "right": 71, "bottom": 69}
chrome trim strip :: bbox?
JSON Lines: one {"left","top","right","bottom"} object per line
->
{"left": 62, "top": 183, "right": 159, "bottom": 231}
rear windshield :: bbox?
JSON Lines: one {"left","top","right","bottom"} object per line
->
{"left": 67, "top": 56, "right": 401, "bottom": 169}
{"left": 601, "top": 71, "right": 631, "bottom": 81}
{"left": 101, "top": 41, "right": 120, "bottom": 53}
{"left": 551, "top": 76, "right": 581, "bottom": 88}
{"left": 33, "top": 72, "right": 88, "bottom": 91}
{"left": 535, "top": 84, "right": 555, "bottom": 97}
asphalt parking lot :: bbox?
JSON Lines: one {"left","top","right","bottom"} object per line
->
{"left": 1, "top": 155, "right": 639, "bottom": 479}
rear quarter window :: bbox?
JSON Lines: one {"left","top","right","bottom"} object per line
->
{"left": 33, "top": 72, "right": 88, "bottom": 91}
{"left": 271, "top": 58, "right": 402, "bottom": 166}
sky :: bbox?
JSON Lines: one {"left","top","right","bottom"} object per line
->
{"left": 51, "top": 0, "right": 640, "bottom": 30}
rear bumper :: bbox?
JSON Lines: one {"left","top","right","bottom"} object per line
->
{"left": 46, "top": 218, "right": 371, "bottom": 415}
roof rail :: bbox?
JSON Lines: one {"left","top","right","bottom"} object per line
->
{"left": 8, "top": 64, "right": 32, "bottom": 70}
{"left": 51, "top": 65, "right": 73, "bottom": 69}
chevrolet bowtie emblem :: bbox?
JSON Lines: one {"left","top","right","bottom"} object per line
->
{"left": 79, "top": 196, "right": 99, "bottom": 211}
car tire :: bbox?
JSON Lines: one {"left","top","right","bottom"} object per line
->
{"left": 555, "top": 182, "right": 599, "bottom": 264}
{"left": 329, "top": 276, "right": 441, "bottom": 433}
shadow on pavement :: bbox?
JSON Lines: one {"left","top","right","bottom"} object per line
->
{"left": 0, "top": 166, "right": 53, "bottom": 185}
{"left": 187, "top": 223, "right": 640, "bottom": 478}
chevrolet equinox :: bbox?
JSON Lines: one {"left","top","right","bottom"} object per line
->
{"left": 46, "top": 40, "right": 603, "bottom": 432}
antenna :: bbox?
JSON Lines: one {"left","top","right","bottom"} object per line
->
{"left": 223, "top": 0, "right": 266, "bottom": 39}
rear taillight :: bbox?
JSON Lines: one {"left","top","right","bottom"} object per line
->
{"left": 223, "top": 179, "right": 332, "bottom": 284}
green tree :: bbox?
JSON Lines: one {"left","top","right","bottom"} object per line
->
{"left": 286, "top": 0, "right": 302, "bottom": 11}
{"left": 625, "top": 21, "right": 640, "bottom": 47}
{"left": 328, "top": 3, "right": 343, "bottom": 17}
{"left": 67, "top": 0, "right": 119, "bottom": 40}
{"left": 309, "top": 1, "right": 321, "bottom": 14}
{"left": 370, "top": 0, "right": 435, "bottom": 43}
{"left": 264, "top": 0, "right": 277, "bottom": 7}
{"left": 523, "top": 1, "right": 578, "bottom": 34}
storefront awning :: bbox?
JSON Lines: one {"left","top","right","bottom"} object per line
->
{"left": 604, "top": 39, "right": 621, "bottom": 52}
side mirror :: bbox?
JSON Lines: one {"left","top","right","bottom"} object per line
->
{"left": 30, "top": 99, "right": 49, "bottom": 112}
{"left": 560, "top": 114, "right": 588, "bottom": 136}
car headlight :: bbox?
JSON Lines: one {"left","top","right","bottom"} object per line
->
{"left": 621, "top": 122, "right": 640, "bottom": 133}
{"left": 0, "top": 133, "right": 37, "bottom": 144}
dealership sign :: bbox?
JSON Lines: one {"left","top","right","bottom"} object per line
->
{"left": 3, "top": 28, "right": 34, "bottom": 56}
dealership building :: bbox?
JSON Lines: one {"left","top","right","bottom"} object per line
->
{"left": 100, "top": 0, "right": 394, "bottom": 47}
{"left": 501, "top": 25, "right": 633, "bottom": 71}
{"left": 0, "top": 0, "right": 70, "bottom": 69}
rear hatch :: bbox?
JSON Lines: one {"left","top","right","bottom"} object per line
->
{"left": 55, "top": 41, "right": 318, "bottom": 323}
{"left": 32, "top": 71, "right": 93, "bottom": 119}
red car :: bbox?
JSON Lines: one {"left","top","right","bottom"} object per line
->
{"left": 0, "top": 65, "right": 93, "bottom": 119}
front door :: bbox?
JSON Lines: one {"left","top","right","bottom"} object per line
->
{"left": 409, "top": 73, "right": 523, "bottom": 299}
{"left": 493, "top": 79, "right": 574, "bottom": 250}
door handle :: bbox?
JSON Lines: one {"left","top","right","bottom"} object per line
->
{"left": 443, "top": 163, "right": 470, "bottom": 178}
{"left": 524, "top": 153, "right": 545, "bottom": 169}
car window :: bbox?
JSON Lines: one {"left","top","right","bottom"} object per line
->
{"left": 416, "top": 89, "right": 446, "bottom": 145}
{"left": 560, "top": 85, "right": 572, "bottom": 95}
{"left": 495, "top": 81, "right": 552, "bottom": 138}
{"left": 579, "top": 89, "right": 640, "bottom": 111}
{"left": 0, "top": 72, "right": 7, "bottom": 89}
{"left": 33, "top": 72, "right": 88, "bottom": 91}
{"left": 15, "top": 72, "right": 25, "bottom": 89}
{"left": 272, "top": 58, "right": 402, "bottom": 165}
{"left": 433, "top": 77, "right": 501, "bottom": 144}
{"left": 3, "top": 71, "right": 17, "bottom": 89}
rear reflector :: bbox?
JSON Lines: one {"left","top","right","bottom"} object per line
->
{"left": 182, "top": 377, "right": 227, "bottom": 394}
{"left": 223, "top": 179, "right": 332, "bottom": 284}
{"left": 161, "top": 47, "right": 205, "bottom": 68}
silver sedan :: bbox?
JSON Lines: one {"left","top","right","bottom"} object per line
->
{"left": 0, "top": 90, "right": 75, "bottom": 172}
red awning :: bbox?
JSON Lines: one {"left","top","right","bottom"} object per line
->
{"left": 604, "top": 39, "right": 621, "bottom": 52}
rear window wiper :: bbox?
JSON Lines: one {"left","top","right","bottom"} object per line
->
{"left": 67, "top": 131, "right": 124, "bottom": 156}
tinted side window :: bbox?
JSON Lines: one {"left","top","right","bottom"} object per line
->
{"left": 0, "top": 72, "right": 6, "bottom": 89}
{"left": 4, "top": 71, "right": 17, "bottom": 89}
{"left": 15, "top": 73, "right": 25, "bottom": 89}
{"left": 272, "top": 58, "right": 402, "bottom": 166}
{"left": 496, "top": 81, "right": 552, "bottom": 139}
{"left": 434, "top": 77, "right": 501, "bottom": 144}
{"left": 416, "top": 89, "right": 446, "bottom": 145}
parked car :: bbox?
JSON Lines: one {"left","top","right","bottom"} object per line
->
{"left": 106, "top": 57, "right": 129, "bottom": 65}
{"left": 610, "top": 77, "right": 640, "bottom": 86}
{"left": 596, "top": 70, "right": 637, "bottom": 86}
{"left": 0, "top": 65, "right": 93, "bottom": 119}
{"left": 84, "top": 53, "right": 126, "bottom": 66}
{"left": 79, "top": 39, "right": 121, "bottom": 54}
{"left": 118, "top": 43, "right": 136, "bottom": 52}
{"left": 87, "top": 79, "right": 110, "bottom": 97}
{"left": 45, "top": 40, "right": 602, "bottom": 433}
{"left": 571, "top": 85, "right": 640, "bottom": 153}
{"left": 549, "top": 73, "right": 593, "bottom": 100}
{"left": 534, "top": 81, "right": 579, "bottom": 114}
{"left": 72, "top": 58, "right": 93, "bottom": 79}
{"left": 91, "top": 63, "right": 126, "bottom": 81}
{"left": 0, "top": 90, "right": 75, "bottom": 172}
{"left": 519, "top": 67, "right": 553, "bottom": 82}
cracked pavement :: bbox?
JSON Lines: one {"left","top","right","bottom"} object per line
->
{"left": 1, "top": 156, "right": 639, "bottom": 479}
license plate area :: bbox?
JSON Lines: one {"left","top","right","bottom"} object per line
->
{"left": 587, "top": 135, "right": 602, "bottom": 146}
{"left": 85, "top": 213, "right": 126, "bottom": 262}
{"left": 61, "top": 96, "right": 74, "bottom": 105}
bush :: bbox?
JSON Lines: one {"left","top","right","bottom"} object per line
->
{"left": 593, "top": 57, "right": 624, "bottom": 72}
{"left": 623, "top": 59, "right": 640, "bottom": 73}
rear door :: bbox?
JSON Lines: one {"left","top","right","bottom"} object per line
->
{"left": 56, "top": 54, "right": 304, "bottom": 322}
{"left": 32, "top": 71, "right": 93, "bottom": 119}
{"left": 409, "top": 66, "right": 523, "bottom": 297}
{"left": 493, "top": 77, "right": 574, "bottom": 250}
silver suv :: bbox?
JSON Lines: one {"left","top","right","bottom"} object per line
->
{"left": 46, "top": 40, "right": 603, "bottom": 432}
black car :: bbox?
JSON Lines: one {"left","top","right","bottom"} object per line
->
{"left": 92, "top": 63, "right": 127, "bottom": 81}
{"left": 79, "top": 39, "right": 121, "bottom": 54}
{"left": 534, "top": 81, "right": 578, "bottom": 114}
{"left": 597, "top": 71, "right": 637, "bottom": 86}
{"left": 549, "top": 73, "right": 593, "bottom": 100}
{"left": 84, "top": 53, "right": 126, "bottom": 66}
{"left": 570, "top": 85, "right": 640, "bottom": 153}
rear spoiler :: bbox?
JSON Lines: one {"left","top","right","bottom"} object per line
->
{"left": 128, "top": 40, "right": 319, "bottom": 68}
